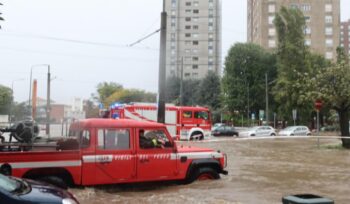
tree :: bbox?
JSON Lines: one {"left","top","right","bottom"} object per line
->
{"left": 196, "top": 71, "right": 221, "bottom": 110}
{"left": 96, "top": 82, "right": 123, "bottom": 106}
{"left": 105, "top": 88, "right": 156, "bottom": 105}
{"left": 165, "top": 76, "right": 180, "bottom": 104}
{"left": 273, "top": 6, "right": 310, "bottom": 122}
{"left": 222, "top": 43, "right": 276, "bottom": 121}
{"left": 0, "top": 85, "right": 12, "bottom": 115}
{"left": 83, "top": 99, "right": 100, "bottom": 118}
{"left": 297, "top": 48, "right": 350, "bottom": 148}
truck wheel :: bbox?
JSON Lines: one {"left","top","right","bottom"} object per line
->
{"left": 40, "top": 176, "right": 67, "bottom": 189}
{"left": 196, "top": 167, "right": 220, "bottom": 180}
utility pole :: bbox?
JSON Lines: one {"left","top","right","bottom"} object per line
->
{"left": 157, "top": 0, "right": 167, "bottom": 123}
{"left": 265, "top": 73, "right": 269, "bottom": 124}
{"left": 46, "top": 66, "right": 51, "bottom": 137}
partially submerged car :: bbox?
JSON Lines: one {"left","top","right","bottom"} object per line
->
{"left": 279, "top": 126, "right": 311, "bottom": 136}
{"left": 239, "top": 126, "right": 276, "bottom": 137}
{"left": 212, "top": 125, "right": 239, "bottom": 137}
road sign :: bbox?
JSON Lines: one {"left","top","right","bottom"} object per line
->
{"left": 292, "top": 109, "right": 297, "bottom": 120}
{"left": 259, "top": 110, "right": 265, "bottom": 120}
{"left": 314, "top": 100, "right": 323, "bottom": 111}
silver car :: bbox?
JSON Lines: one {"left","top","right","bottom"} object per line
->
{"left": 279, "top": 126, "right": 311, "bottom": 136}
{"left": 239, "top": 126, "right": 276, "bottom": 137}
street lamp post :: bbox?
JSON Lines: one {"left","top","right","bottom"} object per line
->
{"left": 10, "top": 78, "right": 25, "bottom": 126}
{"left": 28, "top": 64, "right": 51, "bottom": 137}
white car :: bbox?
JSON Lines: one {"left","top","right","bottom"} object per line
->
{"left": 279, "top": 126, "right": 311, "bottom": 136}
{"left": 239, "top": 126, "right": 276, "bottom": 137}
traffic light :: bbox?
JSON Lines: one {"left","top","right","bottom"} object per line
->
{"left": 0, "top": 3, "right": 4, "bottom": 29}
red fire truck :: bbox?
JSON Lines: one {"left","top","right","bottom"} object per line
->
{"left": 0, "top": 119, "right": 227, "bottom": 188}
{"left": 109, "top": 103, "right": 212, "bottom": 140}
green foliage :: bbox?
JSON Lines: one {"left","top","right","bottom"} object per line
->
{"left": 83, "top": 99, "right": 100, "bottom": 118}
{"left": 11, "top": 102, "right": 30, "bottom": 121}
{"left": 222, "top": 43, "right": 276, "bottom": 119}
{"left": 165, "top": 74, "right": 220, "bottom": 109}
{"left": 96, "top": 82, "right": 123, "bottom": 105}
{"left": 195, "top": 71, "right": 221, "bottom": 109}
{"left": 273, "top": 6, "right": 309, "bottom": 121}
{"left": 0, "top": 85, "right": 12, "bottom": 114}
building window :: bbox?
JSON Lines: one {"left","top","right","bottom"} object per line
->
{"left": 305, "top": 16, "right": 311, "bottom": 23}
{"left": 193, "top": 1, "right": 199, "bottom": 7}
{"left": 304, "top": 27, "right": 311, "bottom": 35}
{"left": 171, "top": 33, "right": 175, "bottom": 40}
{"left": 172, "top": 0, "right": 176, "bottom": 8}
{"left": 305, "top": 39, "right": 311, "bottom": 46}
{"left": 171, "top": 10, "right": 176, "bottom": 16}
{"left": 268, "top": 4, "right": 275, "bottom": 13}
{"left": 325, "top": 16, "right": 333, "bottom": 23}
{"left": 192, "top": 65, "right": 198, "bottom": 69}
{"left": 209, "top": 2, "right": 214, "bottom": 7}
{"left": 193, "top": 41, "right": 199, "bottom": 45}
{"left": 268, "top": 28, "right": 276, "bottom": 36}
{"left": 185, "top": 2, "right": 191, "bottom": 6}
{"left": 185, "top": 9, "right": 191, "bottom": 14}
{"left": 192, "top": 56, "right": 199, "bottom": 61}
{"left": 325, "top": 4, "right": 332, "bottom": 12}
{"left": 208, "top": 65, "right": 213, "bottom": 70}
{"left": 192, "top": 49, "right": 198, "bottom": 54}
{"left": 209, "top": 26, "right": 214, "bottom": 31}
{"left": 300, "top": 4, "right": 311, "bottom": 11}
{"left": 290, "top": 3, "right": 298, "bottom": 9}
{"left": 209, "top": 48, "right": 213, "bottom": 55}
{"left": 185, "top": 17, "right": 191, "bottom": 22}
{"left": 185, "top": 49, "right": 190, "bottom": 53}
{"left": 193, "top": 25, "right": 199, "bottom": 30}
{"left": 268, "top": 16, "right": 275, "bottom": 25}
{"left": 192, "top": 73, "right": 199, "bottom": 78}
{"left": 325, "top": 39, "right": 333, "bottom": 47}
{"left": 192, "top": 33, "right": 199, "bottom": 38}
{"left": 325, "top": 52, "right": 333, "bottom": 59}
{"left": 185, "top": 25, "right": 191, "bottom": 29}
{"left": 185, "top": 33, "right": 191, "bottom": 37}
{"left": 209, "top": 9, "right": 214, "bottom": 16}
{"left": 193, "top": 17, "right": 199, "bottom": 22}
{"left": 193, "top": 9, "right": 199, "bottom": 14}
{"left": 325, "top": 27, "right": 333, "bottom": 35}
{"left": 185, "top": 40, "right": 191, "bottom": 45}
{"left": 268, "top": 40, "right": 276, "bottom": 48}
{"left": 184, "top": 73, "right": 190, "bottom": 77}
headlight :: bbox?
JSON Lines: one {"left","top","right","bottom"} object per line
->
{"left": 62, "top": 198, "right": 79, "bottom": 204}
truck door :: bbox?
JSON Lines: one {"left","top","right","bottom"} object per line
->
{"left": 136, "top": 128, "right": 177, "bottom": 181}
{"left": 93, "top": 128, "right": 136, "bottom": 184}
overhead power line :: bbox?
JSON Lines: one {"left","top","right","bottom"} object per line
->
{"left": 128, "top": 29, "right": 160, "bottom": 47}
{"left": 0, "top": 31, "right": 159, "bottom": 50}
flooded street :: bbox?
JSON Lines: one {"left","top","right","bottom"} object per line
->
{"left": 70, "top": 137, "right": 350, "bottom": 204}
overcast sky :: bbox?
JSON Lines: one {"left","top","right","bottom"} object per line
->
{"left": 0, "top": 0, "right": 349, "bottom": 104}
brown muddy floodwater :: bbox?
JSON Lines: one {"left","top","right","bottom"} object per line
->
{"left": 70, "top": 137, "right": 350, "bottom": 204}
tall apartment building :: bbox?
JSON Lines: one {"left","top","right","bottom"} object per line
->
{"left": 340, "top": 20, "right": 350, "bottom": 57}
{"left": 165, "top": 0, "right": 222, "bottom": 79}
{"left": 247, "top": 0, "right": 340, "bottom": 60}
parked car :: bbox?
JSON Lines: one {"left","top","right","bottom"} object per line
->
{"left": 239, "top": 126, "right": 276, "bottom": 137}
{"left": 279, "top": 126, "right": 311, "bottom": 136}
{"left": 212, "top": 125, "right": 239, "bottom": 137}
{"left": 0, "top": 174, "right": 79, "bottom": 204}
{"left": 211, "top": 123, "right": 225, "bottom": 131}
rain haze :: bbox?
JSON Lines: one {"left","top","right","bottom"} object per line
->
{"left": 0, "top": 0, "right": 349, "bottom": 104}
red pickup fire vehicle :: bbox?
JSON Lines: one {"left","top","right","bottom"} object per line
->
{"left": 0, "top": 119, "right": 227, "bottom": 188}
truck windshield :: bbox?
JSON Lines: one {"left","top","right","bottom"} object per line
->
{"left": 194, "top": 111, "right": 209, "bottom": 120}
{"left": 0, "top": 174, "right": 17, "bottom": 192}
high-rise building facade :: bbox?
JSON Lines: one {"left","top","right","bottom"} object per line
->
{"left": 340, "top": 20, "right": 350, "bottom": 57}
{"left": 165, "top": 0, "right": 222, "bottom": 79}
{"left": 247, "top": 0, "right": 340, "bottom": 60}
